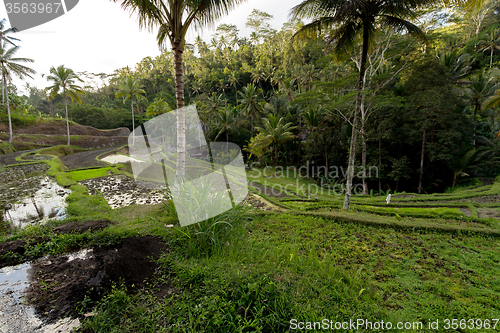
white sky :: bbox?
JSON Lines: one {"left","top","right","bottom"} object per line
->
{"left": 0, "top": 0, "right": 303, "bottom": 93}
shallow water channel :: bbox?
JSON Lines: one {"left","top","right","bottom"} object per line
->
{"left": 0, "top": 250, "right": 91, "bottom": 332}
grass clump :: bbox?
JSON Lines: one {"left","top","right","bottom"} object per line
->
{"left": 65, "top": 184, "right": 111, "bottom": 218}
{"left": 0, "top": 142, "right": 15, "bottom": 155}
{"left": 153, "top": 193, "right": 254, "bottom": 257}
{"left": 37, "top": 145, "right": 82, "bottom": 157}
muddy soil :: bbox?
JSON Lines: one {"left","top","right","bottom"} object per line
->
{"left": 478, "top": 208, "right": 500, "bottom": 219}
{"left": 457, "top": 195, "right": 500, "bottom": 204}
{"left": 0, "top": 150, "right": 40, "bottom": 167}
{"left": 245, "top": 195, "right": 273, "bottom": 211}
{"left": 80, "top": 175, "right": 166, "bottom": 209}
{"left": 249, "top": 181, "right": 290, "bottom": 198}
{"left": 26, "top": 236, "right": 166, "bottom": 323}
{"left": 60, "top": 146, "right": 122, "bottom": 170}
{"left": 458, "top": 208, "right": 472, "bottom": 217}
{"left": 0, "top": 164, "right": 50, "bottom": 207}
{"left": 0, "top": 220, "right": 112, "bottom": 268}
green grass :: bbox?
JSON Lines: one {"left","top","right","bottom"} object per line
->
{"left": 80, "top": 213, "right": 500, "bottom": 332}
{"left": 0, "top": 142, "right": 15, "bottom": 155}
{"left": 67, "top": 167, "right": 114, "bottom": 181}
{"left": 37, "top": 145, "right": 84, "bottom": 158}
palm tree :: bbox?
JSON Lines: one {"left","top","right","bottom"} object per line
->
{"left": 290, "top": 0, "right": 431, "bottom": 210}
{"left": 228, "top": 72, "right": 239, "bottom": 102}
{"left": 113, "top": 0, "right": 244, "bottom": 182}
{"left": 280, "top": 78, "right": 296, "bottom": 101}
{"left": 46, "top": 65, "right": 84, "bottom": 146}
{"left": 147, "top": 96, "right": 172, "bottom": 116}
{"left": 115, "top": 76, "right": 146, "bottom": 145}
{"left": 238, "top": 83, "right": 265, "bottom": 137}
{"left": 0, "top": 42, "right": 35, "bottom": 143}
{"left": 477, "top": 28, "right": 500, "bottom": 68}
{"left": 250, "top": 68, "right": 267, "bottom": 96}
{"left": 300, "top": 64, "right": 317, "bottom": 92}
{"left": 254, "top": 114, "right": 296, "bottom": 169}
{"left": 463, "top": 69, "right": 498, "bottom": 147}
{"left": 206, "top": 92, "right": 227, "bottom": 116}
{"left": 483, "top": 89, "right": 500, "bottom": 111}
{"left": 214, "top": 106, "right": 237, "bottom": 151}
{"left": 191, "top": 80, "right": 203, "bottom": 96}
{"left": 249, "top": 31, "right": 259, "bottom": 46}
{"left": 0, "top": 19, "right": 20, "bottom": 104}
{"left": 436, "top": 49, "right": 471, "bottom": 83}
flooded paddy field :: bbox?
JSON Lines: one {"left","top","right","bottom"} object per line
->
{"left": 0, "top": 163, "right": 70, "bottom": 232}
{"left": 79, "top": 175, "right": 166, "bottom": 209}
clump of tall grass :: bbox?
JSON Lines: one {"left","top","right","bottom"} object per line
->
{"left": 156, "top": 188, "right": 254, "bottom": 256}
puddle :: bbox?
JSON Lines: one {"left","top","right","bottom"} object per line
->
{"left": 80, "top": 175, "right": 166, "bottom": 209}
{"left": 0, "top": 262, "right": 31, "bottom": 303}
{"left": 0, "top": 250, "right": 89, "bottom": 332}
{"left": 3, "top": 177, "right": 71, "bottom": 229}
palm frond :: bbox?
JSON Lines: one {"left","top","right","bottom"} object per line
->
{"left": 380, "top": 15, "right": 427, "bottom": 45}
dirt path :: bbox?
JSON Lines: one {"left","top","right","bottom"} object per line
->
{"left": 60, "top": 146, "right": 121, "bottom": 170}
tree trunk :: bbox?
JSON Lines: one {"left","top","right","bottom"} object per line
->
{"left": 274, "top": 142, "right": 278, "bottom": 169}
{"left": 251, "top": 114, "right": 254, "bottom": 137}
{"left": 378, "top": 137, "right": 382, "bottom": 193}
{"left": 65, "top": 91, "right": 70, "bottom": 146}
{"left": 173, "top": 42, "right": 186, "bottom": 182}
{"left": 5, "top": 73, "right": 12, "bottom": 144}
{"left": 491, "top": 48, "right": 494, "bottom": 68}
{"left": 131, "top": 98, "right": 135, "bottom": 146}
{"left": 473, "top": 103, "right": 478, "bottom": 148}
{"left": 361, "top": 102, "right": 368, "bottom": 195}
{"left": 343, "top": 22, "right": 369, "bottom": 210}
{"left": 418, "top": 127, "right": 426, "bottom": 194}
{"left": 362, "top": 133, "right": 368, "bottom": 195}
{"left": 325, "top": 144, "right": 328, "bottom": 173}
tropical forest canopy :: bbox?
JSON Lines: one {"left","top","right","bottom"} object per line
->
{"left": 13, "top": 2, "right": 500, "bottom": 194}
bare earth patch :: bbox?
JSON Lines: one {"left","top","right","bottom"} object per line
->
{"left": 26, "top": 236, "right": 166, "bottom": 323}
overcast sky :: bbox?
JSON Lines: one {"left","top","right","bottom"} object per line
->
{"left": 0, "top": 0, "right": 303, "bottom": 93}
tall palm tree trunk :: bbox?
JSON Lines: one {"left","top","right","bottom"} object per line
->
{"left": 64, "top": 91, "right": 70, "bottom": 146}
{"left": 343, "top": 23, "right": 369, "bottom": 210}
{"left": 131, "top": 98, "right": 135, "bottom": 146}
{"left": 361, "top": 129, "right": 368, "bottom": 195}
{"left": 274, "top": 142, "right": 278, "bottom": 169}
{"left": 490, "top": 48, "right": 494, "bottom": 68}
{"left": 361, "top": 98, "right": 368, "bottom": 195}
{"left": 4, "top": 73, "right": 12, "bottom": 143}
{"left": 378, "top": 136, "right": 382, "bottom": 193}
{"left": 473, "top": 103, "right": 479, "bottom": 148}
{"left": 174, "top": 43, "right": 186, "bottom": 182}
{"left": 251, "top": 115, "right": 254, "bottom": 137}
{"left": 418, "top": 127, "right": 426, "bottom": 194}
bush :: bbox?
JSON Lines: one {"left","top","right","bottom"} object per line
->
{"left": 159, "top": 194, "right": 254, "bottom": 257}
